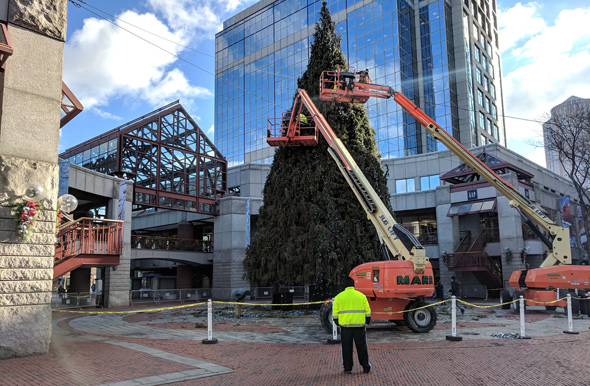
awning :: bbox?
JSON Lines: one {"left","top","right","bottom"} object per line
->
{"left": 447, "top": 199, "right": 496, "bottom": 217}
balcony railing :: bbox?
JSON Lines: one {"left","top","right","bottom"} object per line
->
{"left": 55, "top": 218, "right": 124, "bottom": 264}
{"left": 445, "top": 251, "right": 502, "bottom": 284}
{"left": 446, "top": 251, "right": 491, "bottom": 269}
{"left": 131, "top": 235, "right": 213, "bottom": 253}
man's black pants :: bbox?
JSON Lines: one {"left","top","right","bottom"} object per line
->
{"left": 340, "top": 326, "right": 370, "bottom": 372}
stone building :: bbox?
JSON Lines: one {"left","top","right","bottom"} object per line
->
{"left": 543, "top": 96, "right": 590, "bottom": 178}
{"left": 214, "top": 143, "right": 582, "bottom": 297}
{"left": 0, "top": 0, "right": 86, "bottom": 359}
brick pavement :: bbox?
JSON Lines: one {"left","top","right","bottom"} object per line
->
{"left": 1, "top": 304, "right": 590, "bottom": 386}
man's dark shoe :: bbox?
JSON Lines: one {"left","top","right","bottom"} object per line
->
{"left": 461, "top": 308, "right": 465, "bottom": 315}
{"left": 344, "top": 370, "right": 352, "bottom": 374}
{"left": 363, "top": 365, "right": 372, "bottom": 373}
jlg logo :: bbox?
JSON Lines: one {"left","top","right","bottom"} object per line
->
{"left": 379, "top": 214, "right": 398, "bottom": 238}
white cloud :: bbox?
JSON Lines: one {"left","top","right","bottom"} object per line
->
{"left": 143, "top": 68, "right": 212, "bottom": 107}
{"left": 526, "top": 144, "right": 548, "bottom": 167}
{"left": 498, "top": 2, "right": 546, "bottom": 52}
{"left": 206, "top": 124, "right": 215, "bottom": 138}
{"left": 90, "top": 107, "right": 123, "bottom": 120}
{"left": 63, "top": 10, "right": 212, "bottom": 111}
{"left": 500, "top": 4, "right": 590, "bottom": 145}
{"left": 147, "top": 0, "right": 258, "bottom": 37}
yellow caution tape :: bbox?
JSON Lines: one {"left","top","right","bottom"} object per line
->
{"left": 52, "top": 299, "right": 329, "bottom": 314}
{"left": 213, "top": 300, "right": 329, "bottom": 307}
{"left": 54, "top": 294, "right": 588, "bottom": 315}
{"left": 52, "top": 301, "right": 209, "bottom": 314}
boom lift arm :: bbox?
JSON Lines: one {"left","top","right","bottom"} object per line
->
{"left": 318, "top": 72, "right": 571, "bottom": 268}
{"left": 390, "top": 92, "right": 571, "bottom": 268}
{"left": 276, "top": 89, "right": 428, "bottom": 274}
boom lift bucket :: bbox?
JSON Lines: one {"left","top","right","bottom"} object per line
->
{"left": 266, "top": 106, "right": 318, "bottom": 147}
{"left": 319, "top": 67, "right": 394, "bottom": 104}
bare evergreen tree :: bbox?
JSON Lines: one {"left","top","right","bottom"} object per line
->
{"left": 243, "top": 2, "right": 392, "bottom": 288}
{"left": 543, "top": 105, "right": 590, "bottom": 250}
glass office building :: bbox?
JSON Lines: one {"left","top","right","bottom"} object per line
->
{"left": 215, "top": 0, "right": 506, "bottom": 167}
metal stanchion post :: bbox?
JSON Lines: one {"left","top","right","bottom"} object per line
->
{"left": 563, "top": 293, "right": 579, "bottom": 335}
{"left": 202, "top": 299, "right": 218, "bottom": 344}
{"left": 518, "top": 295, "right": 531, "bottom": 339}
{"left": 327, "top": 318, "right": 341, "bottom": 344}
{"left": 446, "top": 296, "right": 462, "bottom": 341}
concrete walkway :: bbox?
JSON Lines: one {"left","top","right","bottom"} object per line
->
{"left": 1, "top": 302, "right": 590, "bottom": 385}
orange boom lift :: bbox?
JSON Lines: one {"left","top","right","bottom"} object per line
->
{"left": 267, "top": 87, "right": 437, "bottom": 333}
{"left": 316, "top": 68, "right": 590, "bottom": 312}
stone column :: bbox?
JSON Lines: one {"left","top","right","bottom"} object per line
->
{"left": 103, "top": 181, "right": 133, "bottom": 308}
{"left": 435, "top": 184, "right": 460, "bottom": 286}
{"left": 497, "top": 173, "right": 525, "bottom": 287}
{"left": 212, "top": 197, "right": 252, "bottom": 300}
{"left": 0, "top": 1, "right": 68, "bottom": 359}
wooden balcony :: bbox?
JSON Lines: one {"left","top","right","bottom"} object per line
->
{"left": 54, "top": 218, "right": 124, "bottom": 279}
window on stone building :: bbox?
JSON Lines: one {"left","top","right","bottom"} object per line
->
{"left": 481, "top": 213, "right": 499, "bottom": 242}
{"left": 398, "top": 214, "right": 438, "bottom": 245}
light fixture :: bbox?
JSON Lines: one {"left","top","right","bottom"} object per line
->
{"left": 23, "top": 182, "right": 45, "bottom": 200}
{"left": 58, "top": 194, "right": 78, "bottom": 222}
{"left": 58, "top": 194, "right": 78, "bottom": 213}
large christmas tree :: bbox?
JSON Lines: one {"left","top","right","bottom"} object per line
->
{"left": 243, "top": 2, "right": 392, "bottom": 288}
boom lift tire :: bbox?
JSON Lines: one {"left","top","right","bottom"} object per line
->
{"left": 403, "top": 301, "right": 437, "bottom": 333}
{"left": 563, "top": 297, "right": 580, "bottom": 316}
{"left": 512, "top": 291, "right": 526, "bottom": 312}
{"left": 578, "top": 291, "right": 588, "bottom": 315}
{"left": 545, "top": 306, "right": 557, "bottom": 311}
{"left": 500, "top": 290, "right": 511, "bottom": 309}
{"left": 320, "top": 301, "right": 334, "bottom": 332}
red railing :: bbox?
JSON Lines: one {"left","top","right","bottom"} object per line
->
{"left": 55, "top": 218, "right": 124, "bottom": 265}
{"left": 445, "top": 251, "right": 502, "bottom": 284}
{"left": 446, "top": 251, "right": 490, "bottom": 269}
{"left": 454, "top": 230, "right": 472, "bottom": 253}
{"left": 469, "top": 230, "right": 487, "bottom": 252}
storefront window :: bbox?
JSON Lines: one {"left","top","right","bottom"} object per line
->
{"left": 398, "top": 214, "right": 438, "bottom": 245}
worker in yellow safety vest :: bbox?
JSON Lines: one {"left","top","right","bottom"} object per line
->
{"left": 332, "top": 276, "right": 372, "bottom": 374}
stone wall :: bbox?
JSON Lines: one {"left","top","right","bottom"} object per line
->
{"left": 8, "top": 0, "right": 67, "bottom": 41}
{"left": 0, "top": 156, "right": 58, "bottom": 358}
{"left": 0, "top": 0, "right": 67, "bottom": 359}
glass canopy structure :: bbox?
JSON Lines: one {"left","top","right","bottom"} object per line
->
{"left": 60, "top": 101, "right": 227, "bottom": 215}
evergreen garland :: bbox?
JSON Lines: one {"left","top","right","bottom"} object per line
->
{"left": 243, "top": 2, "right": 393, "bottom": 289}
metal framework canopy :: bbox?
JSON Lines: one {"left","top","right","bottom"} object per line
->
{"left": 60, "top": 101, "right": 227, "bottom": 215}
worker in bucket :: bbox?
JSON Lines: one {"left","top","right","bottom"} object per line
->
{"left": 332, "top": 276, "right": 372, "bottom": 374}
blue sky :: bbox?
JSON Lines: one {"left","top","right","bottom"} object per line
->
{"left": 61, "top": 1, "right": 590, "bottom": 168}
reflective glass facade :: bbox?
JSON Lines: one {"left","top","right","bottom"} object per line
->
{"left": 215, "top": 0, "right": 506, "bottom": 166}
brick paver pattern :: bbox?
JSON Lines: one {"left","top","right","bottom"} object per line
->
{"left": 1, "top": 304, "right": 589, "bottom": 386}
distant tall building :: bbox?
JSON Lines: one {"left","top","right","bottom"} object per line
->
{"left": 215, "top": 0, "right": 506, "bottom": 166}
{"left": 543, "top": 96, "right": 590, "bottom": 178}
